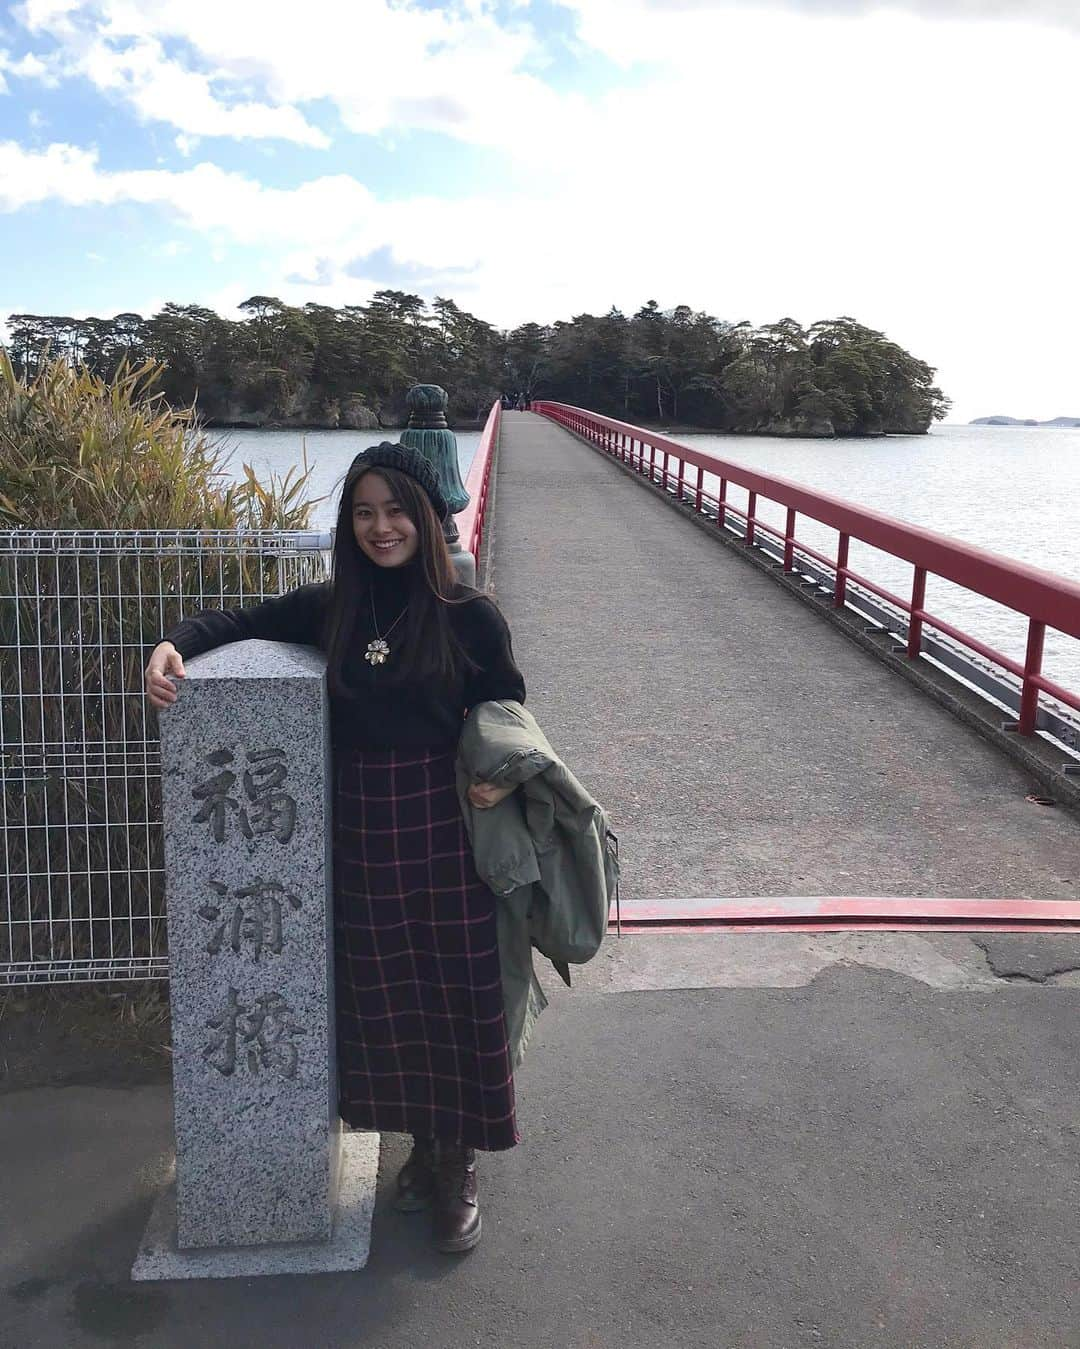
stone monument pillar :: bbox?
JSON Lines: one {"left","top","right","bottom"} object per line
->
{"left": 133, "top": 639, "right": 378, "bottom": 1280}
{"left": 399, "top": 383, "right": 476, "bottom": 586}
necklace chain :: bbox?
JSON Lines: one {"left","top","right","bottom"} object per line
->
{"left": 365, "top": 589, "right": 407, "bottom": 666}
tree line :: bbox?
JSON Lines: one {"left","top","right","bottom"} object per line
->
{"left": 5, "top": 294, "right": 950, "bottom": 436}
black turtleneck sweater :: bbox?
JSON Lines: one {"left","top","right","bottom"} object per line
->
{"left": 161, "top": 565, "right": 525, "bottom": 752}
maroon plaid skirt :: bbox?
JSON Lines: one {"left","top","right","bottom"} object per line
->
{"left": 332, "top": 746, "right": 519, "bottom": 1151}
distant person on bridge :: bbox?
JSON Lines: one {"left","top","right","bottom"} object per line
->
{"left": 145, "top": 442, "right": 530, "bottom": 1255}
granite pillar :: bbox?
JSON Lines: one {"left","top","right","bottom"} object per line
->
{"left": 133, "top": 638, "right": 378, "bottom": 1279}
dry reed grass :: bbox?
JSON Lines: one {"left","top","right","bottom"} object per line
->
{"left": 0, "top": 353, "right": 322, "bottom": 975}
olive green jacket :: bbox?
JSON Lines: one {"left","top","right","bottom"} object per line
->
{"left": 455, "top": 700, "right": 619, "bottom": 1068}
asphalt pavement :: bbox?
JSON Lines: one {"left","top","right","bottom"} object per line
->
{"left": 3, "top": 967, "right": 1080, "bottom": 1348}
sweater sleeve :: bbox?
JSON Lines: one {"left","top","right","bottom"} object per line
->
{"left": 460, "top": 596, "right": 526, "bottom": 710}
{"left": 161, "top": 581, "right": 329, "bottom": 660}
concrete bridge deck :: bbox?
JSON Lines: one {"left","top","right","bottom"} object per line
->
{"left": 493, "top": 412, "right": 1080, "bottom": 907}
{"left": 3, "top": 411, "right": 1080, "bottom": 1348}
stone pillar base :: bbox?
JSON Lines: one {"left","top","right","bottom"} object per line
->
{"left": 132, "top": 1131, "right": 379, "bottom": 1281}
{"left": 450, "top": 545, "right": 477, "bottom": 587}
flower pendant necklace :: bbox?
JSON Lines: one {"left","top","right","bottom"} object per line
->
{"left": 365, "top": 589, "right": 407, "bottom": 666}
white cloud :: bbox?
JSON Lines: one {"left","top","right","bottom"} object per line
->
{"left": 561, "top": 0, "right": 1080, "bottom": 46}
{"left": 3, "top": 4, "right": 1080, "bottom": 420}
{"left": 16, "top": 1, "right": 83, "bottom": 34}
{"left": 0, "top": 46, "right": 53, "bottom": 93}
{"left": 9, "top": 15, "right": 328, "bottom": 146}
{"left": 0, "top": 48, "right": 53, "bottom": 78}
{"left": 557, "top": 0, "right": 1080, "bottom": 65}
{"left": 0, "top": 140, "right": 105, "bottom": 208}
{"left": 9, "top": 0, "right": 575, "bottom": 151}
{"left": 639, "top": 0, "right": 1080, "bottom": 28}
{"left": 78, "top": 35, "right": 329, "bottom": 145}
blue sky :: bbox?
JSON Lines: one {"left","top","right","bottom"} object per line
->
{"left": 2, "top": 0, "right": 1079, "bottom": 420}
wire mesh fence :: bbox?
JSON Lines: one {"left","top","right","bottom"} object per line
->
{"left": 0, "top": 529, "right": 330, "bottom": 986}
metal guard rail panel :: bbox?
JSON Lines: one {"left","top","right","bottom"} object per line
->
{"left": 533, "top": 400, "right": 1080, "bottom": 740}
{"left": 0, "top": 527, "right": 329, "bottom": 986}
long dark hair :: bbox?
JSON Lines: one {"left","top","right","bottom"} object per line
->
{"left": 322, "top": 462, "right": 477, "bottom": 695}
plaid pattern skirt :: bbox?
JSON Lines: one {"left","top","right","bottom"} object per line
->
{"left": 332, "top": 745, "right": 519, "bottom": 1151}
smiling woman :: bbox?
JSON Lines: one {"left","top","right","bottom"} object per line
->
{"left": 145, "top": 436, "right": 528, "bottom": 1254}
{"left": 352, "top": 468, "right": 420, "bottom": 568}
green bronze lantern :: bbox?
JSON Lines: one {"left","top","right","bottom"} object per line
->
{"left": 399, "top": 384, "right": 475, "bottom": 584}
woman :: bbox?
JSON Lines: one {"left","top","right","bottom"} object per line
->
{"left": 145, "top": 441, "right": 526, "bottom": 1255}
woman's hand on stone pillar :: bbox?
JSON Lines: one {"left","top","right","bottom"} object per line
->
{"left": 145, "top": 641, "right": 187, "bottom": 710}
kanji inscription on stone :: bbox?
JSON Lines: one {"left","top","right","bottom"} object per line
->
{"left": 203, "top": 987, "right": 308, "bottom": 1081}
{"left": 191, "top": 746, "right": 297, "bottom": 845}
{"left": 198, "top": 878, "right": 302, "bottom": 960}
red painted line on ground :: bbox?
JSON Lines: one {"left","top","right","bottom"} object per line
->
{"left": 608, "top": 897, "right": 1080, "bottom": 934}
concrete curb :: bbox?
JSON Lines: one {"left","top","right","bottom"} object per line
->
{"left": 555, "top": 422, "right": 1080, "bottom": 819}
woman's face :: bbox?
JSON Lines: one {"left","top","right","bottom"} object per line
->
{"left": 351, "top": 472, "right": 419, "bottom": 568}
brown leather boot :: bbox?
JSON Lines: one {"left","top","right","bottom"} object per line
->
{"left": 432, "top": 1143, "right": 481, "bottom": 1253}
{"left": 394, "top": 1135, "right": 436, "bottom": 1212}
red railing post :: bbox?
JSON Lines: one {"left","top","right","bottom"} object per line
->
{"left": 718, "top": 478, "right": 727, "bottom": 528}
{"left": 783, "top": 507, "right": 796, "bottom": 572}
{"left": 746, "top": 491, "right": 757, "bottom": 545}
{"left": 695, "top": 465, "right": 704, "bottom": 513}
{"left": 908, "top": 566, "right": 927, "bottom": 658}
{"left": 835, "top": 534, "right": 850, "bottom": 607}
{"left": 677, "top": 458, "right": 685, "bottom": 503}
{"left": 649, "top": 444, "right": 656, "bottom": 481}
{"left": 1018, "top": 619, "right": 1047, "bottom": 735}
{"left": 662, "top": 451, "right": 670, "bottom": 491}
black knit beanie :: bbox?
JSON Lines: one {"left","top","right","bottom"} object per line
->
{"left": 347, "top": 441, "right": 450, "bottom": 522}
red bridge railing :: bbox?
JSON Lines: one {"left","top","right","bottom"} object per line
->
{"left": 458, "top": 399, "right": 500, "bottom": 570}
{"left": 531, "top": 400, "right": 1080, "bottom": 740}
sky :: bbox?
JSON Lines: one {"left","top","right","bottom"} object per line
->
{"left": 1, "top": 0, "right": 1078, "bottom": 422}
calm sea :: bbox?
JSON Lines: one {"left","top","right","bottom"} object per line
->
{"left": 678, "top": 423, "right": 1080, "bottom": 696}
{"left": 206, "top": 426, "right": 481, "bottom": 534}
{"left": 214, "top": 422, "right": 1080, "bottom": 697}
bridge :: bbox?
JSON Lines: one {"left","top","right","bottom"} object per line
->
{"left": 3, "top": 404, "right": 1080, "bottom": 1346}
{"left": 491, "top": 409, "right": 1080, "bottom": 918}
